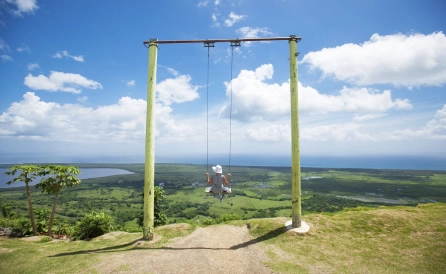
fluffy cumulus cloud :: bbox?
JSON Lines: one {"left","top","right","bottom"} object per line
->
{"left": 0, "top": 92, "right": 199, "bottom": 142}
{"left": 302, "top": 32, "right": 446, "bottom": 88}
{"left": 4, "top": 0, "right": 38, "bottom": 16}
{"left": 53, "top": 50, "right": 84, "bottom": 62}
{"left": 387, "top": 104, "right": 446, "bottom": 140}
{"left": 221, "top": 64, "right": 411, "bottom": 122}
{"left": 224, "top": 12, "right": 246, "bottom": 27}
{"left": 156, "top": 75, "right": 199, "bottom": 105}
{"left": 24, "top": 71, "right": 102, "bottom": 94}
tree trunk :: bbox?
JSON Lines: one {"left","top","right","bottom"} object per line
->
{"left": 25, "top": 182, "right": 38, "bottom": 236}
{"left": 48, "top": 189, "right": 60, "bottom": 238}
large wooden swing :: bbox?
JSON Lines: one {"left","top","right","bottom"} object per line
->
{"left": 142, "top": 36, "right": 303, "bottom": 241}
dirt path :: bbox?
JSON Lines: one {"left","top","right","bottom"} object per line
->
{"left": 91, "top": 225, "right": 272, "bottom": 274}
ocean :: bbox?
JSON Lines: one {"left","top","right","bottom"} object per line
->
{"left": 0, "top": 168, "right": 134, "bottom": 188}
{"left": 157, "top": 155, "right": 446, "bottom": 171}
{"left": 0, "top": 154, "right": 444, "bottom": 171}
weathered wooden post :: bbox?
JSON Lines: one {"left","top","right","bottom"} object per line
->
{"left": 143, "top": 39, "right": 158, "bottom": 240}
{"left": 289, "top": 35, "right": 302, "bottom": 228}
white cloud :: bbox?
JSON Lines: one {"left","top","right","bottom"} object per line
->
{"left": 221, "top": 64, "right": 411, "bottom": 122}
{"left": 157, "top": 74, "right": 200, "bottom": 105}
{"left": 0, "top": 92, "right": 199, "bottom": 142}
{"left": 244, "top": 122, "right": 376, "bottom": 143}
{"left": 245, "top": 124, "right": 291, "bottom": 142}
{"left": 4, "top": 0, "right": 38, "bottom": 16}
{"left": 24, "top": 71, "right": 102, "bottom": 94}
{"left": 214, "top": 0, "right": 220, "bottom": 5}
{"left": 302, "top": 123, "right": 375, "bottom": 142}
{"left": 197, "top": 1, "right": 208, "bottom": 7}
{"left": 126, "top": 80, "right": 135, "bottom": 87}
{"left": 0, "top": 39, "right": 11, "bottom": 52}
{"left": 1, "top": 54, "right": 13, "bottom": 62}
{"left": 302, "top": 32, "right": 446, "bottom": 88}
{"left": 236, "top": 27, "right": 273, "bottom": 38}
{"left": 27, "top": 62, "right": 39, "bottom": 70}
{"left": 211, "top": 13, "right": 220, "bottom": 27}
{"left": 387, "top": 104, "right": 446, "bottom": 140}
{"left": 224, "top": 12, "right": 246, "bottom": 27}
{"left": 52, "top": 50, "right": 84, "bottom": 62}
{"left": 77, "top": 96, "right": 88, "bottom": 103}
{"left": 353, "top": 113, "right": 387, "bottom": 122}
{"left": 16, "top": 44, "right": 30, "bottom": 53}
{"left": 165, "top": 66, "right": 179, "bottom": 76}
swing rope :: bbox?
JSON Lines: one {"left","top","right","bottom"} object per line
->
{"left": 229, "top": 46, "right": 233, "bottom": 175}
{"left": 204, "top": 40, "right": 238, "bottom": 194}
{"left": 206, "top": 45, "right": 210, "bottom": 174}
{"left": 229, "top": 41, "right": 240, "bottom": 178}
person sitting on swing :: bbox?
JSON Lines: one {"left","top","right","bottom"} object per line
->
{"left": 206, "top": 165, "right": 231, "bottom": 194}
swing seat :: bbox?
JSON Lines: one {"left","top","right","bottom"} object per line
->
{"left": 205, "top": 187, "right": 231, "bottom": 194}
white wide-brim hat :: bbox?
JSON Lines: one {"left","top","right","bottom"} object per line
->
{"left": 212, "top": 165, "right": 223, "bottom": 173}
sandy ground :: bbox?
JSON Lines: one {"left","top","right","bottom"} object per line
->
{"left": 89, "top": 225, "right": 272, "bottom": 274}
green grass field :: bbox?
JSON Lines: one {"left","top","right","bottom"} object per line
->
{"left": 0, "top": 203, "right": 445, "bottom": 273}
{"left": 1, "top": 164, "right": 445, "bottom": 228}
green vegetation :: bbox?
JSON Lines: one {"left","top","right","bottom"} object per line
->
{"left": 243, "top": 203, "right": 446, "bottom": 273}
{"left": 1, "top": 164, "right": 445, "bottom": 233}
{"left": 4, "top": 164, "right": 45, "bottom": 235}
{"left": 0, "top": 223, "right": 197, "bottom": 274}
{"left": 1, "top": 164, "right": 445, "bottom": 273}
{"left": 137, "top": 186, "right": 167, "bottom": 227}
{"left": 3, "top": 164, "right": 82, "bottom": 237}
{"left": 35, "top": 165, "right": 81, "bottom": 237}
{"left": 0, "top": 204, "right": 444, "bottom": 273}
{"left": 72, "top": 211, "right": 117, "bottom": 240}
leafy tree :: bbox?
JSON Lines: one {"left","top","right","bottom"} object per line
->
{"left": 36, "top": 165, "right": 81, "bottom": 238}
{"left": 5, "top": 164, "right": 43, "bottom": 236}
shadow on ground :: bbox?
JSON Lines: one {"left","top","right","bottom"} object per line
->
{"left": 49, "top": 226, "right": 287, "bottom": 257}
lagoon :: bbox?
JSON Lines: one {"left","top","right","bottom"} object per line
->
{"left": 0, "top": 168, "right": 135, "bottom": 188}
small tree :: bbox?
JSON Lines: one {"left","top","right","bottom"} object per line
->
{"left": 138, "top": 186, "right": 167, "bottom": 227}
{"left": 1, "top": 203, "right": 13, "bottom": 218}
{"left": 36, "top": 165, "right": 81, "bottom": 237}
{"left": 5, "top": 164, "right": 43, "bottom": 236}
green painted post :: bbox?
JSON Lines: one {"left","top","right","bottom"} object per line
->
{"left": 143, "top": 39, "right": 158, "bottom": 240}
{"left": 289, "top": 36, "right": 302, "bottom": 228}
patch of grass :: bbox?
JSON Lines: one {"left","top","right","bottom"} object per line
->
{"left": 245, "top": 203, "right": 446, "bottom": 274}
{"left": 0, "top": 223, "right": 197, "bottom": 274}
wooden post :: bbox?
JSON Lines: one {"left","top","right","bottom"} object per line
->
{"left": 289, "top": 36, "right": 302, "bottom": 228}
{"left": 143, "top": 39, "right": 158, "bottom": 240}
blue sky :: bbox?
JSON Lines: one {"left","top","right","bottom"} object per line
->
{"left": 0, "top": 0, "right": 445, "bottom": 164}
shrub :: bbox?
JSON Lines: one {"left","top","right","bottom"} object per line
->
{"left": 0, "top": 216, "right": 32, "bottom": 236}
{"left": 72, "top": 211, "right": 116, "bottom": 240}
{"left": 203, "top": 213, "right": 242, "bottom": 226}
{"left": 137, "top": 186, "right": 167, "bottom": 228}
{"left": 216, "top": 213, "right": 242, "bottom": 223}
